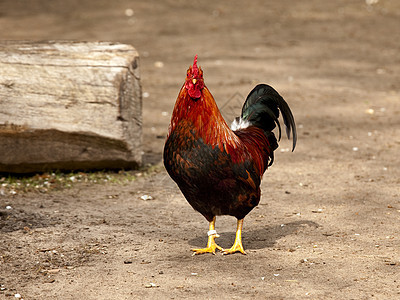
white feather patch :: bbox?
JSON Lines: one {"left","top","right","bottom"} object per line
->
{"left": 230, "top": 117, "right": 251, "bottom": 131}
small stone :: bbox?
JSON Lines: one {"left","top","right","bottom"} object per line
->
{"left": 376, "top": 69, "right": 385, "bottom": 75}
{"left": 365, "top": 108, "right": 374, "bottom": 114}
{"left": 140, "top": 195, "right": 153, "bottom": 201}
{"left": 154, "top": 61, "right": 164, "bottom": 68}
{"left": 125, "top": 8, "right": 134, "bottom": 17}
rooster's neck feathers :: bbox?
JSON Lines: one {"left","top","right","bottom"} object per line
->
{"left": 177, "top": 56, "right": 237, "bottom": 148}
{"left": 170, "top": 82, "right": 252, "bottom": 156}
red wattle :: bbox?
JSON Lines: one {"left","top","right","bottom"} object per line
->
{"left": 188, "top": 88, "right": 201, "bottom": 99}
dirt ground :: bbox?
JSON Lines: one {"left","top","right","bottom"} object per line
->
{"left": 1, "top": 0, "right": 400, "bottom": 299}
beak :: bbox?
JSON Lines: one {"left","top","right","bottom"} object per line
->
{"left": 192, "top": 78, "right": 197, "bottom": 85}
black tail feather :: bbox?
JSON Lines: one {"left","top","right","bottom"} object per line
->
{"left": 241, "top": 84, "right": 297, "bottom": 151}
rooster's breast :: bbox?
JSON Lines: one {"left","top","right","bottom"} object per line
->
{"left": 163, "top": 125, "right": 261, "bottom": 221}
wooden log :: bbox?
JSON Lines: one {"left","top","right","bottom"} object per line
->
{"left": 0, "top": 41, "right": 142, "bottom": 173}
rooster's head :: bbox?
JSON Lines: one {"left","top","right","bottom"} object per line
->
{"left": 185, "top": 55, "right": 204, "bottom": 99}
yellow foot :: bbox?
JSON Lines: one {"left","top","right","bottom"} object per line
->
{"left": 222, "top": 241, "right": 247, "bottom": 255}
{"left": 192, "top": 235, "right": 223, "bottom": 255}
{"left": 222, "top": 218, "right": 247, "bottom": 255}
{"left": 192, "top": 217, "right": 223, "bottom": 255}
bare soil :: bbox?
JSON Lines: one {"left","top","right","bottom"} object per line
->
{"left": 1, "top": 0, "right": 400, "bottom": 299}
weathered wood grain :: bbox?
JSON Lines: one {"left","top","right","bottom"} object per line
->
{"left": 0, "top": 41, "right": 142, "bottom": 173}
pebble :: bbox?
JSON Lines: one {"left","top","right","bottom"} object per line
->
{"left": 125, "top": 8, "right": 134, "bottom": 17}
{"left": 140, "top": 195, "right": 153, "bottom": 201}
{"left": 365, "top": 108, "right": 374, "bottom": 115}
{"left": 154, "top": 61, "right": 164, "bottom": 68}
{"left": 366, "top": 0, "right": 379, "bottom": 6}
{"left": 47, "top": 269, "right": 60, "bottom": 274}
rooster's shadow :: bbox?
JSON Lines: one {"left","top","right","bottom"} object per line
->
{"left": 189, "top": 220, "right": 319, "bottom": 250}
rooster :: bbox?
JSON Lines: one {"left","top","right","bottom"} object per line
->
{"left": 163, "top": 55, "right": 296, "bottom": 255}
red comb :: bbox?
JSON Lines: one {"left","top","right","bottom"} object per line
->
{"left": 192, "top": 55, "right": 199, "bottom": 76}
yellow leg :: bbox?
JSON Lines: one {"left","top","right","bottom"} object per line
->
{"left": 222, "top": 219, "right": 247, "bottom": 255}
{"left": 192, "top": 217, "right": 223, "bottom": 255}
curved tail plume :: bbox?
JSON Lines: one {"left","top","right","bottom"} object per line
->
{"left": 241, "top": 84, "right": 297, "bottom": 152}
